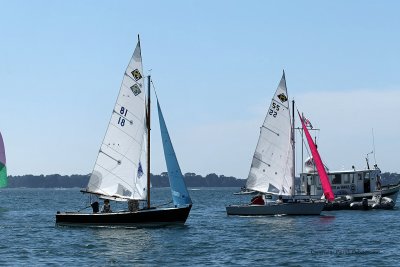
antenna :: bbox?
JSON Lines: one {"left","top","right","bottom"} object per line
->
{"left": 372, "top": 128, "right": 377, "bottom": 165}
{"left": 366, "top": 151, "right": 373, "bottom": 170}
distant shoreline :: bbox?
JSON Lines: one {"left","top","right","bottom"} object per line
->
{"left": 6, "top": 173, "right": 246, "bottom": 188}
{"left": 5, "top": 172, "right": 399, "bottom": 189}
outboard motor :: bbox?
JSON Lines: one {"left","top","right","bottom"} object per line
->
{"left": 362, "top": 198, "right": 368, "bottom": 210}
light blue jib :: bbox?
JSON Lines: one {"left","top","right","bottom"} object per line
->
{"left": 157, "top": 100, "right": 192, "bottom": 207}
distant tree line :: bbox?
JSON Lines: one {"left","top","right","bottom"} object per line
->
{"left": 8, "top": 174, "right": 90, "bottom": 188}
{"left": 6, "top": 172, "right": 399, "bottom": 189}
{"left": 6, "top": 172, "right": 246, "bottom": 188}
{"left": 380, "top": 172, "right": 400, "bottom": 185}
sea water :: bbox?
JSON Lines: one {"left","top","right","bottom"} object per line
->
{"left": 0, "top": 188, "right": 398, "bottom": 266}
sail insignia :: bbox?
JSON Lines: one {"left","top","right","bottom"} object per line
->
{"left": 130, "top": 84, "right": 142, "bottom": 96}
{"left": 277, "top": 93, "right": 288, "bottom": 103}
{"left": 131, "top": 69, "right": 143, "bottom": 81}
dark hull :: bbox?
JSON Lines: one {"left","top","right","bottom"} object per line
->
{"left": 56, "top": 205, "right": 192, "bottom": 227}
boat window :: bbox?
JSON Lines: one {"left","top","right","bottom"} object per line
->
{"left": 315, "top": 175, "right": 321, "bottom": 186}
{"left": 307, "top": 175, "right": 313, "bottom": 185}
{"left": 365, "top": 172, "right": 370, "bottom": 179}
{"left": 343, "top": 174, "right": 350, "bottom": 184}
{"left": 329, "top": 174, "right": 335, "bottom": 183}
{"left": 332, "top": 174, "right": 341, "bottom": 184}
{"left": 358, "top": 173, "right": 363, "bottom": 180}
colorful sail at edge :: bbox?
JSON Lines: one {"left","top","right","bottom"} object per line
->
{"left": 0, "top": 132, "right": 7, "bottom": 188}
{"left": 157, "top": 99, "right": 192, "bottom": 207}
{"left": 297, "top": 111, "right": 334, "bottom": 201}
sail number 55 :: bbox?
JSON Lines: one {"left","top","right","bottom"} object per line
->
{"left": 269, "top": 102, "right": 280, "bottom": 118}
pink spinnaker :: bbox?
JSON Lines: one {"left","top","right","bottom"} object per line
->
{"left": 298, "top": 111, "right": 334, "bottom": 201}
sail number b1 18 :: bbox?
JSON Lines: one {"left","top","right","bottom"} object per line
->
{"left": 117, "top": 106, "right": 128, "bottom": 126}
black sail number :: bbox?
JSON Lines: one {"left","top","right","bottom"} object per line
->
{"left": 117, "top": 106, "right": 128, "bottom": 127}
{"left": 269, "top": 102, "right": 280, "bottom": 118}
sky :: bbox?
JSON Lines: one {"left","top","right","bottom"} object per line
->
{"left": 0, "top": 0, "right": 399, "bottom": 178}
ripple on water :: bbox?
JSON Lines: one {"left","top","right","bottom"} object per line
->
{"left": 0, "top": 188, "right": 399, "bottom": 266}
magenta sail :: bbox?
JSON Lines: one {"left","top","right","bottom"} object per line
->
{"left": 298, "top": 111, "right": 334, "bottom": 201}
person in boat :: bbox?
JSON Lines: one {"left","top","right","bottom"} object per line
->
{"left": 91, "top": 201, "right": 99, "bottom": 213}
{"left": 101, "top": 199, "right": 112, "bottom": 213}
{"left": 275, "top": 195, "right": 283, "bottom": 204}
{"left": 376, "top": 175, "right": 382, "bottom": 190}
{"left": 128, "top": 199, "right": 139, "bottom": 212}
{"left": 250, "top": 194, "right": 265, "bottom": 205}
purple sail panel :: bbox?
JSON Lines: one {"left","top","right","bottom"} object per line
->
{"left": 0, "top": 132, "right": 5, "bottom": 166}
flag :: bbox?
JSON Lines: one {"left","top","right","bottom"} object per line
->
{"left": 303, "top": 115, "right": 313, "bottom": 129}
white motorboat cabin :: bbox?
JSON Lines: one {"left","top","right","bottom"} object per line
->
{"left": 299, "top": 167, "right": 381, "bottom": 197}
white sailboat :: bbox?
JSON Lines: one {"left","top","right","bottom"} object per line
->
{"left": 56, "top": 36, "right": 192, "bottom": 226}
{"left": 226, "top": 72, "right": 326, "bottom": 216}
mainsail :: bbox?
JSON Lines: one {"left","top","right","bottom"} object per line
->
{"left": 157, "top": 100, "right": 192, "bottom": 207}
{"left": 246, "top": 72, "right": 293, "bottom": 195}
{"left": 0, "top": 132, "right": 6, "bottom": 188}
{"left": 298, "top": 111, "right": 334, "bottom": 201}
{"left": 86, "top": 38, "right": 147, "bottom": 200}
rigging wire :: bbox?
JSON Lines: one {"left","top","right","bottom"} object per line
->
{"left": 293, "top": 102, "right": 330, "bottom": 173}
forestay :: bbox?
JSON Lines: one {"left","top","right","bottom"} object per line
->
{"left": 246, "top": 72, "right": 293, "bottom": 195}
{"left": 86, "top": 39, "right": 148, "bottom": 201}
{"left": 157, "top": 100, "right": 192, "bottom": 206}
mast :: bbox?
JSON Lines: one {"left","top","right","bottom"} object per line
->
{"left": 301, "top": 114, "right": 304, "bottom": 173}
{"left": 146, "top": 75, "right": 151, "bottom": 208}
{"left": 291, "top": 99, "right": 295, "bottom": 196}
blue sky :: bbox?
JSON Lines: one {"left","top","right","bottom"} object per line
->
{"left": 1, "top": 0, "right": 399, "bottom": 178}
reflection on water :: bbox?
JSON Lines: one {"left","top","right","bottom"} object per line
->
{"left": 319, "top": 215, "right": 336, "bottom": 224}
{"left": 91, "top": 227, "right": 153, "bottom": 258}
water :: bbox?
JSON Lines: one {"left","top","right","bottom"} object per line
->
{"left": 0, "top": 188, "right": 399, "bottom": 266}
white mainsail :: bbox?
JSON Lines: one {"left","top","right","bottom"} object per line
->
{"left": 246, "top": 72, "right": 293, "bottom": 195}
{"left": 86, "top": 39, "right": 148, "bottom": 200}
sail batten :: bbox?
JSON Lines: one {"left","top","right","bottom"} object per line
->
{"left": 246, "top": 73, "right": 293, "bottom": 195}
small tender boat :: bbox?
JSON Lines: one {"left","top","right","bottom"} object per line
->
{"left": 349, "top": 195, "right": 395, "bottom": 210}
